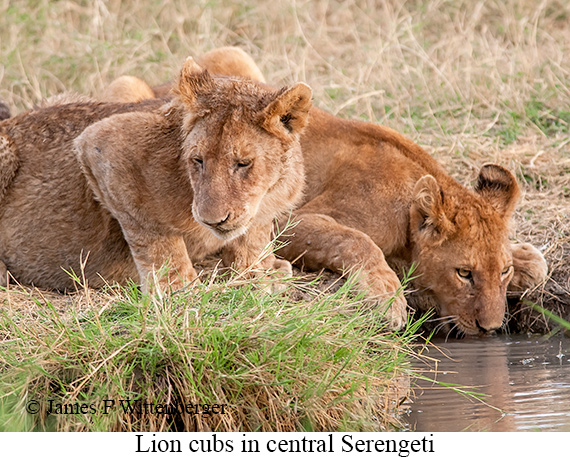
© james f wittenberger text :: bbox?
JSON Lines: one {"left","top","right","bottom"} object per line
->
{"left": 25, "top": 399, "right": 227, "bottom": 417}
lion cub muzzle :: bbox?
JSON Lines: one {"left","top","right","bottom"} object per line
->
{"left": 200, "top": 212, "right": 231, "bottom": 229}
{"left": 192, "top": 206, "right": 248, "bottom": 241}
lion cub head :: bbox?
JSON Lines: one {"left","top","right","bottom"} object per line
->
{"left": 174, "top": 58, "right": 312, "bottom": 240}
{"left": 410, "top": 164, "right": 520, "bottom": 336}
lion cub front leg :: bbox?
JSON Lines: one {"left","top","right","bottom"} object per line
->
{"left": 120, "top": 222, "right": 198, "bottom": 294}
{"left": 509, "top": 242, "right": 548, "bottom": 291}
{"left": 221, "top": 222, "right": 292, "bottom": 291}
{"left": 277, "top": 212, "right": 407, "bottom": 331}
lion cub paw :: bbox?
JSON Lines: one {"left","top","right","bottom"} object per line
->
{"left": 259, "top": 258, "right": 293, "bottom": 294}
{"left": 144, "top": 265, "right": 200, "bottom": 296}
{"left": 384, "top": 293, "right": 408, "bottom": 332}
{"left": 361, "top": 268, "right": 408, "bottom": 331}
{"left": 271, "top": 258, "right": 293, "bottom": 278}
{"left": 509, "top": 242, "right": 548, "bottom": 291}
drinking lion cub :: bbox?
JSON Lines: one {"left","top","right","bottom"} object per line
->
{"left": 107, "top": 47, "right": 548, "bottom": 335}
{"left": 0, "top": 58, "right": 312, "bottom": 292}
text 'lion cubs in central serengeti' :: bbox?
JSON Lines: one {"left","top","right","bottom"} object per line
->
{"left": 0, "top": 58, "right": 312, "bottom": 293}
{"left": 104, "top": 47, "right": 548, "bottom": 335}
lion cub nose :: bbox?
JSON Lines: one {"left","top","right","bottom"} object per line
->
{"left": 201, "top": 212, "right": 231, "bottom": 228}
{"left": 475, "top": 318, "right": 501, "bottom": 334}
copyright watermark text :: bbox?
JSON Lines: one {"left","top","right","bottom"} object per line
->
{"left": 26, "top": 399, "right": 227, "bottom": 417}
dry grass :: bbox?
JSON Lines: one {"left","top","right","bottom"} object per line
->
{"left": 0, "top": 3, "right": 569, "bottom": 326}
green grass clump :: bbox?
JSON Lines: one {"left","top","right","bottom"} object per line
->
{"left": 0, "top": 276, "right": 417, "bottom": 432}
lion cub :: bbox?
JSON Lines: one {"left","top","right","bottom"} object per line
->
{"left": 0, "top": 58, "right": 312, "bottom": 292}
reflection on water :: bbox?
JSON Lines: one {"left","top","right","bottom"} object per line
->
{"left": 405, "top": 335, "right": 570, "bottom": 432}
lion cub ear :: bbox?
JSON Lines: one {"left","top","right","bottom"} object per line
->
{"left": 261, "top": 83, "right": 312, "bottom": 137}
{"left": 474, "top": 164, "right": 520, "bottom": 219}
{"left": 174, "top": 57, "right": 213, "bottom": 106}
{"left": 410, "top": 175, "right": 453, "bottom": 237}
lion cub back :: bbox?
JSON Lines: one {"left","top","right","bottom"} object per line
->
{"left": 0, "top": 99, "right": 163, "bottom": 289}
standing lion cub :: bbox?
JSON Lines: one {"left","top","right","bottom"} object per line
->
{"left": 0, "top": 58, "right": 312, "bottom": 292}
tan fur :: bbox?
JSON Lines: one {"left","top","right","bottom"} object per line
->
{"left": 102, "top": 47, "right": 266, "bottom": 103}
{"left": 38, "top": 92, "right": 95, "bottom": 108}
{"left": 509, "top": 242, "right": 549, "bottom": 291}
{"left": 101, "top": 76, "right": 156, "bottom": 104}
{"left": 196, "top": 47, "right": 266, "bottom": 83}
{"left": 101, "top": 48, "right": 548, "bottom": 335}
{"left": 0, "top": 58, "right": 311, "bottom": 294}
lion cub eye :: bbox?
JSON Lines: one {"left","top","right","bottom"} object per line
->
{"left": 456, "top": 268, "right": 473, "bottom": 281}
{"left": 501, "top": 265, "right": 513, "bottom": 277}
{"left": 236, "top": 159, "right": 253, "bottom": 169}
{"left": 192, "top": 157, "right": 204, "bottom": 168}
